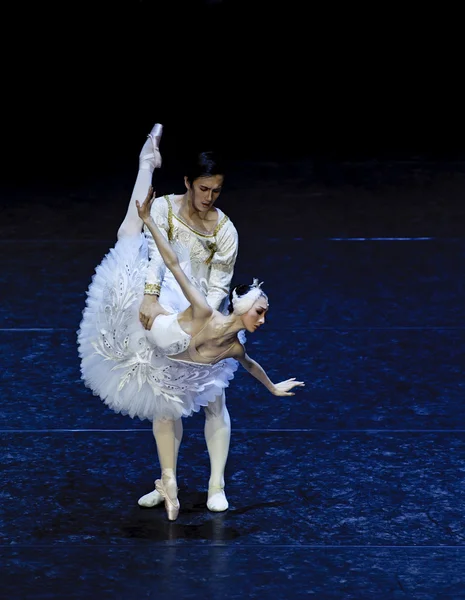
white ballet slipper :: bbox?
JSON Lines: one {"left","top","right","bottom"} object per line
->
{"left": 139, "top": 122, "right": 163, "bottom": 172}
{"left": 207, "top": 486, "right": 229, "bottom": 512}
{"left": 137, "top": 486, "right": 164, "bottom": 508}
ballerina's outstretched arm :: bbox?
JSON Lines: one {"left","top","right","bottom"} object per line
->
{"left": 136, "top": 187, "right": 212, "bottom": 319}
{"left": 232, "top": 344, "right": 305, "bottom": 397}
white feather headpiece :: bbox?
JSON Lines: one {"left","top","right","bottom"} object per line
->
{"left": 232, "top": 278, "right": 265, "bottom": 315}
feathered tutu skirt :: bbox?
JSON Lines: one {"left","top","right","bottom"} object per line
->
{"left": 77, "top": 234, "right": 238, "bottom": 421}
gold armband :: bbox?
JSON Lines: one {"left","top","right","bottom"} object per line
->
{"left": 144, "top": 283, "right": 161, "bottom": 296}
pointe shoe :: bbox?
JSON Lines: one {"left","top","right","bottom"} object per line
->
{"left": 207, "top": 486, "right": 229, "bottom": 512}
{"left": 137, "top": 486, "right": 164, "bottom": 508}
{"left": 139, "top": 122, "right": 163, "bottom": 172}
{"left": 148, "top": 123, "right": 163, "bottom": 148}
{"left": 155, "top": 476, "right": 180, "bottom": 521}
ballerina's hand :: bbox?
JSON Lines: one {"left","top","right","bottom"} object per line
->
{"left": 136, "top": 186, "right": 156, "bottom": 224}
{"left": 272, "top": 378, "right": 305, "bottom": 396}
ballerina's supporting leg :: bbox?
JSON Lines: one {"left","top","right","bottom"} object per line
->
{"left": 138, "top": 417, "right": 183, "bottom": 508}
{"left": 204, "top": 391, "right": 231, "bottom": 512}
{"left": 153, "top": 418, "right": 181, "bottom": 520}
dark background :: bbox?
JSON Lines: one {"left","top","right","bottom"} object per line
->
{"left": 3, "top": 1, "right": 464, "bottom": 242}
{"left": 4, "top": 1, "right": 465, "bottom": 187}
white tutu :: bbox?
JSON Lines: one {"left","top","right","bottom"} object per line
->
{"left": 77, "top": 234, "right": 238, "bottom": 421}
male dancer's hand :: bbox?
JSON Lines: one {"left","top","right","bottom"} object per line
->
{"left": 139, "top": 295, "right": 161, "bottom": 330}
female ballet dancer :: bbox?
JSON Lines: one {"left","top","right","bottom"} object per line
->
{"left": 131, "top": 186, "right": 305, "bottom": 520}
{"left": 79, "top": 122, "right": 244, "bottom": 514}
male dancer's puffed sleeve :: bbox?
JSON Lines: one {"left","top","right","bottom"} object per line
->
{"left": 206, "top": 219, "right": 239, "bottom": 311}
{"left": 143, "top": 196, "right": 170, "bottom": 295}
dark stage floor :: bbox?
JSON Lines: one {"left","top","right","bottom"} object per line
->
{"left": 2, "top": 158, "right": 465, "bottom": 599}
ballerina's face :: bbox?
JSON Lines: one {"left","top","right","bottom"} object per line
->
{"left": 241, "top": 296, "right": 269, "bottom": 333}
{"left": 185, "top": 175, "right": 224, "bottom": 213}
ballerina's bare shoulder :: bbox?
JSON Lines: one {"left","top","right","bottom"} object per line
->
{"left": 170, "top": 311, "right": 242, "bottom": 365}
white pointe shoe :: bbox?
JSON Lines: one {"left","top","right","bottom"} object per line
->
{"left": 139, "top": 122, "right": 163, "bottom": 172}
{"left": 137, "top": 486, "right": 165, "bottom": 508}
{"left": 155, "top": 473, "right": 180, "bottom": 521}
{"left": 207, "top": 486, "right": 229, "bottom": 512}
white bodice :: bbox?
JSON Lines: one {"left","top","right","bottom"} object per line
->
{"left": 148, "top": 313, "right": 191, "bottom": 356}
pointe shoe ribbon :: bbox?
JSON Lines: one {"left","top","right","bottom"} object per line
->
{"left": 139, "top": 123, "right": 163, "bottom": 171}
{"left": 155, "top": 477, "right": 180, "bottom": 521}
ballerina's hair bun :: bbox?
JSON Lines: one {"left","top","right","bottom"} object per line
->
{"left": 228, "top": 279, "right": 266, "bottom": 315}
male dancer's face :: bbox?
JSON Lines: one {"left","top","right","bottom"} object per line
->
{"left": 185, "top": 175, "right": 224, "bottom": 213}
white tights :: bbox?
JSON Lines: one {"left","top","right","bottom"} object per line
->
{"left": 139, "top": 392, "right": 231, "bottom": 510}
{"left": 153, "top": 417, "right": 183, "bottom": 474}
{"left": 154, "top": 391, "right": 231, "bottom": 488}
{"left": 117, "top": 134, "right": 161, "bottom": 239}
{"left": 204, "top": 391, "right": 231, "bottom": 492}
